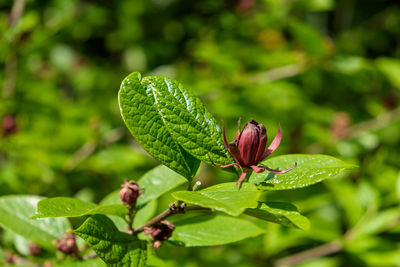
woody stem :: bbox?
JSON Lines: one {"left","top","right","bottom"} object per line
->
{"left": 126, "top": 205, "right": 135, "bottom": 234}
{"left": 133, "top": 201, "right": 208, "bottom": 235}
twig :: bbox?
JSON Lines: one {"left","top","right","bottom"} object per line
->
{"left": 3, "top": 0, "right": 26, "bottom": 98}
{"left": 250, "top": 64, "right": 303, "bottom": 84}
{"left": 274, "top": 241, "right": 342, "bottom": 267}
{"left": 133, "top": 202, "right": 207, "bottom": 234}
{"left": 346, "top": 107, "right": 400, "bottom": 139}
{"left": 8, "top": 0, "right": 25, "bottom": 26}
{"left": 65, "top": 128, "right": 124, "bottom": 171}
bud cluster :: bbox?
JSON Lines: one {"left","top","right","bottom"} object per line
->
{"left": 144, "top": 220, "right": 176, "bottom": 251}
{"left": 56, "top": 233, "right": 78, "bottom": 255}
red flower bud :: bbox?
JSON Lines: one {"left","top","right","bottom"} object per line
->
{"left": 144, "top": 220, "right": 175, "bottom": 251}
{"left": 29, "top": 243, "right": 42, "bottom": 256}
{"left": 120, "top": 180, "right": 140, "bottom": 205}
{"left": 237, "top": 120, "right": 267, "bottom": 166}
{"left": 208, "top": 119, "right": 296, "bottom": 186}
{"left": 56, "top": 233, "right": 77, "bottom": 255}
{"left": 2, "top": 115, "right": 18, "bottom": 137}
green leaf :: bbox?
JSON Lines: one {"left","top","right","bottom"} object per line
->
{"left": 133, "top": 200, "right": 157, "bottom": 229}
{"left": 172, "top": 183, "right": 261, "bottom": 216}
{"left": 0, "top": 195, "right": 70, "bottom": 251}
{"left": 288, "top": 18, "right": 327, "bottom": 57}
{"left": 135, "top": 165, "right": 187, "bottom": 209}
{"left": 100, "top": 165, "right": 187, "bottom": 210}
{"left": 119, "top": 72, "right": 200, "bottom": 179}
{"left": 32, "top": 197, "right": 128, "bottom": 219}
{"left": 249, "top": 154, "right": 357, "bottom": 190}
{"left": 142, "top": 75, "right": 232, "bottom": 166}
{"left": 245, "top": 202, "right": 310, "bottom": 231}
{"left": 74, "top": 215, "right": 147, "bottom": 267}
{"left": 171, "top": 214, "right": 265, "bottom": 247}
{"left": 376, "top": 57, "right": 400, "bottom": 88}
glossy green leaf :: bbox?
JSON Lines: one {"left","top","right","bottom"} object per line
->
{"left": 172, "top": 183, "right": 261, "bottom": 216}
{"left": 249, "top": 154, "right": 357, "bottom": 190}
{"left": 32, "top": 197, "right": 128, "bottom": 219}
{"left": 74, "top": 215, "right": 147, "bottom": 267}
{"left": 171, "top": 214, "right": 265, "bottom": 247}
{"left": 100, "top": 165, "right": 187, "bottom": 210}
{"left": 133, "top": 200, "right": 157, "bottom": 229}
{"left": 136, "top": 165, "right": 187, "bottom": 209}
{"left": 245, "top": 202, "right": 310, "bottom": 230}
{"left": 119, "top": 72, "right": 200, "bottom": 179}
{"left": 0, "top": 195, "right": 70, "bottom": 251}
{"left": 142, "top": 75, "right": 232, "bottom": 166}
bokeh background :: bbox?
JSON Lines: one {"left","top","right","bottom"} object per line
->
{"left": 1, "top": 0, "right": 400, "bottom": 266}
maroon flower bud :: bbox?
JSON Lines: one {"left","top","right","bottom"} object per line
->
{"left": 208, "top": 119, "right": 296, "bottom": 185}
{"left": 237, "top": 120, "right": 267, "bottom": 166}
{"left": 29, "top": 243, "right": 42, "bottom": 256}
{"left": 144, "top": 220, "right": 175, "bottom": 251}
{"left": 2, "top": 115, "right": 18, "bottom": 137}
{"left": 120, "top": 180, "right": 140, "bottom": 205}
{"left": 56, "top": 233, "right": 77, "bottom": 255}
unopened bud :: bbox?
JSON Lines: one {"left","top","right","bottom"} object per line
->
{"left": 29, "top": 243, "right": 42, "bottom": 256}
{"left": 120, "top": 180, "right": 140, "bottom": 205}
{"left": 56, "top": 233, "right": 77, "bottom": 255}
{"left": 144, "top": 220, "right": 175, "bottom": 251}
{"left": 2, "top": 115, "right": 18, "bottom": 137}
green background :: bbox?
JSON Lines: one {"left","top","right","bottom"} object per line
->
{"left": 1, "top": 0, "right": 400, "bottom": 266}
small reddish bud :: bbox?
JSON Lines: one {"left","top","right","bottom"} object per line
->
{"left": 120, "top": 180, "right": 140, "bottom": 205}
{"left": 144, "top": 220, "right": 175, "bottom": 251}
{"left": 56, "top": 233, "right": 77, "bottom": 255}
{"left": 2, "top": 115, "right": 18, "bottom": 137}
{"left": 29, "top": 243, "right": 42, "bottom": 256}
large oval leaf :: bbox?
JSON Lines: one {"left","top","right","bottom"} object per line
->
{"left": 142, "top": 75, "right": 232, "bottom": 166}
{"left": 171, "top": 214, "right": 265, "bottom": 247}
{"left": 249, "top": 154, "right": 357, "bottom": 190}
{"left": 100, "top": 165, "right": 187, "bottom": 209}
{"left": 32, "top": 197, "right": 128, "bottom": 219}
{"left": 0, "top": 195, "right": 70, "bottom": 251}
{"left": 119, "top": 72, "right": 199, "bottom": 179}
{"left": 172, "top": 183, "right": 260, "bottom": 216}
{"left": 245, "top": 202, "right": 310, "bottom": 231}
{"left": 74, "top": 215, "right": 147, "bottom": 267}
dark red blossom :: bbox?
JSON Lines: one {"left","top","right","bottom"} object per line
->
{"left": 209, "top": 120, "right": 296, "bottom": 185}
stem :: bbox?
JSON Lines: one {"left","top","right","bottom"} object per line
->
{"left": 133, "top": 202, "right": 207, "bottom": 234}
{"left": 274, "top": 241, "right": 342, "bottom": 267}
{"left": 127, "top": 205, "right": 135, "bottom": 234}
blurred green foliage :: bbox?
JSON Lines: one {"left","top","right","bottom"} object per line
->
{"left": 1, "top": 0, "right": 400, "bottom": 266}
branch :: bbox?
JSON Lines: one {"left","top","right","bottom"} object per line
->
{"left": 133, "top": 202, "right": 207, "bottom": 234}
{"left": 274, "top": 241, "right": 342, "bottom": 267}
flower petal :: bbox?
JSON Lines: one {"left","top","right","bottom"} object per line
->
{"left": 235, "top": 169, "right": 248, "bottom": 186}
{"left": 250, "top": 165, "right": 266, "bottom": 173}
{"left": 261, "top": 124, "right": 281, "bottom": 160}
{"left": 207, "top": 152, "right": 240, "bottom": 169}
{"left": 254, "top": 124, "right": 267, "bottom": 163}
{"left": 229, "top": 140, "right": 245, "bottom": 166}
{"left": 235, "top": 118, "right": 242, "bottom": 140}
{"left": 260, "top": 162, "right": 297, "bottom": 174}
